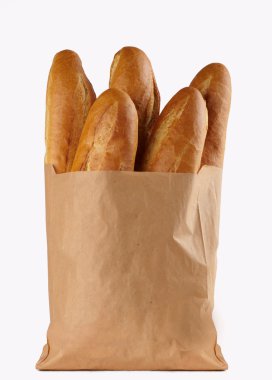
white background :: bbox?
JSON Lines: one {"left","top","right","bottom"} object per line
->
{"left": 1, "top": 0, "right": 271, "bottom": 378}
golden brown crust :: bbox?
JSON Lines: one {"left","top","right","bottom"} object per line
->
{"left": 190, "top": 63, "right": 231, "bottom": 168}
{"left": 71, "top": 88, "right": 138, "bottom": 172}
{"left": 45, "top": 50, "right": 96, "bottom": 173}
{"left": 141, "top": 87, "right": 208, "bottom": 173}
{"left": 109, "top": 46, "right": 160, "bottom": 169}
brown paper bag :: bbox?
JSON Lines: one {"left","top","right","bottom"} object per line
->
{"left": 36, "top": 164, "right": 227, "bottom": 370}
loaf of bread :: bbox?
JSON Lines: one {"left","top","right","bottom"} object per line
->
{"left": 190, "top": 63, "right": 231, "bottom": 168}
{"left": 141, "top": 87, "right": 207, "bottom": 173}
{"left": 45, "top": 50, "right": 96, "bottom": 173}
{"left": 109, "top": 46, "right": 160, "bottom": 168}
{"left": 71, "top": 88, "right": 138, "bottom": 171}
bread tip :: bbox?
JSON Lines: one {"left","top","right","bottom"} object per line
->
{"left": 114, "top": 46, "right": 150, "bottom": 61}
{"left": 53, "top": 49, "right": 81, "bottom": 63}
{"left": 198, "top": 62, "right": 231, "bottom": 76}
{"left": 118, "top": 46, "right": 144, "bottom": 53}
{"left": 175, "top": 86, "right": 205, "bottom": 100}
{"left": 100, "top": 87, "right": 135, "bottom": 104}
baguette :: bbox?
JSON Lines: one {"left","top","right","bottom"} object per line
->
{"left": 141, "top": 87, "right": 207, "bottom": 173}
{"left": 190, "top": 63, "right": 231, "bottom": 167}
{"left": 45, "top": 50, "right": 96, "bottom": 173}
{"left": 109, "top": 46, "right": 160, "bottom": 168}
{"left": 71, "top": 88, "right": 138, "bottom": 171}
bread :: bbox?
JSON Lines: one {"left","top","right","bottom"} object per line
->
{"left": 190, "top": 63, "right": 231, "bottom": 167}
{"left": 109, "top": 46, "right": 160, "bottom": 168}
{"left": 71, "top": 88, "right": 138, "bottom": 171}
{"left": 141, "top": 87, "right": 208, "bottom": 173}
{"left": 45, "top": 50, "right": 96, "bottom": 173}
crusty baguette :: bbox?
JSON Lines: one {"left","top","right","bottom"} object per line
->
{"left": 109, "top": 46, "right": 160, "bottom": 168}
{"left": 141, "top": 87, "right": 208, "bottom": 173}
{"left": 190, "top": 63, "right": 231, "bottom": 168}
{"left": 45, "top": 50, "right": 96, "bottom": 173}
{"left": 71, "top": 88, "right": 138, "bottom": 171}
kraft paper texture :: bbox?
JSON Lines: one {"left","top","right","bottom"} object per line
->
{"left": 36, "top": 164, "right": 227, "bottom": 370}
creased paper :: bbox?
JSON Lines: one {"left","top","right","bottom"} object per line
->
{"left": 36, "top": 164, "right": 227, "bottom": 370}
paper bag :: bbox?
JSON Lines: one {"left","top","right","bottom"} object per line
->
{"left": 36, "top": 164, "right": 227, "bottom": 370}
